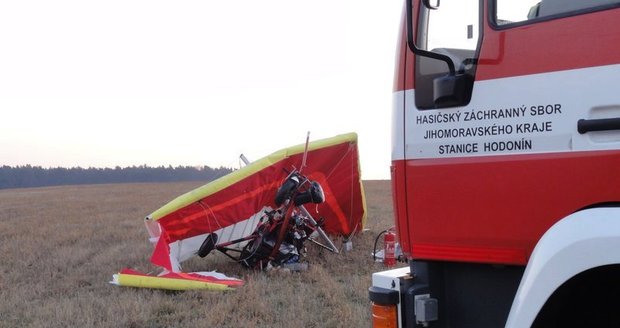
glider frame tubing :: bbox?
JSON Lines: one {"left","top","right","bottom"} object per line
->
{"left": 200, "top": 208, "right": 283, "bottom": 263}
{"left": 238, "top": 141, "right": 340, "bottom": 256}
{"left": 197, "top": 169, "right": 339, "bottom": 269}
{"left": 268, "top": 169, "right": 339, "bottom": 260}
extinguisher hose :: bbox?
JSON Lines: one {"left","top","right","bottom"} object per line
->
{"left": 373, "top": 229, "right": 392, "bottom": 262}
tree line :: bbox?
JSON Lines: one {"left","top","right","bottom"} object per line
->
{"left": 0, "top": 165, "right": 233, "bottom": 190}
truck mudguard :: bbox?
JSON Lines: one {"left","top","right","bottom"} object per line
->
{"left": 505, "top": 207, "right": 620, "bottom": 327}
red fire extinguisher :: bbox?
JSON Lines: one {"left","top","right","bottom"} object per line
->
{"left": 384, "top": 229, "right": 396, "bottom": 267}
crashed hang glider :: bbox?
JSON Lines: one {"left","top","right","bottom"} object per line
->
{"left": 113, "top": 132, "right": 366, "bottom": 290}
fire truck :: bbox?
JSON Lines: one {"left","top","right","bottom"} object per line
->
{"left": 369, "top": 0, "right": 620, "bottom": 327}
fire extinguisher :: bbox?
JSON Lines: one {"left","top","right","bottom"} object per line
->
{"left": 383, "top": 229, "right": 396, "bottom": 267}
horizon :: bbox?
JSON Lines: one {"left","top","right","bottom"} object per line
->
{"left": 0, "top": 1, "right": 402, "bottom": 180}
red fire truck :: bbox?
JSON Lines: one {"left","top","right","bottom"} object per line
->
{"left": 369, "top": 0, "right": 620, "bottom": 327}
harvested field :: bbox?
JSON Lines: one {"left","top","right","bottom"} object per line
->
{"left": 0, "top": 180, "right": 396, "bottom": 328}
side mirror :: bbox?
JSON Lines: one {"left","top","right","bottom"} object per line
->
{"left": 433, "top": 74, "right": 473, "bottom": 107}
{"left": 407, "top": 0, "right": 455, "bottom": 75}
{"left": 423, "top": 0, "right": 440, "bottom": 9}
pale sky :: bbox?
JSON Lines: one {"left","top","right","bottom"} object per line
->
{"left": 0, "top": 1, "right": 402, "bottom": 180}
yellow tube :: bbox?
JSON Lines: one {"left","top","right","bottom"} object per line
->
{"left": 116, "top": 273, "right": 233, "bottom": 291}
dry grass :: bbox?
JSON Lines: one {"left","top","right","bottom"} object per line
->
{"left": 0, "top": 180, "right": 395, "bottom": 328}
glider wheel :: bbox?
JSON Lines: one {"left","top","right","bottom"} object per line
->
{"left": 197, "top": 233, "right": 218, "bottom": 258}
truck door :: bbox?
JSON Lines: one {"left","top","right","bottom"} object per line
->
{"left": 399, "top": 0, "right": 620, "bottom": 265}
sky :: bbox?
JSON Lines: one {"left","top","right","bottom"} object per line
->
{"left": 0, "top": 1, "right": 403, "bottom": 180}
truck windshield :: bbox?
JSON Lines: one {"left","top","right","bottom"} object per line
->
{"left": 495, "top": 0, "right": 620, "bottom": 26}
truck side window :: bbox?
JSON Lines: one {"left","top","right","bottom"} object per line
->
{"left": 495, "top": 0, "right": 620, "bottom": 25}
{"left": 415, "top": 0, "right": 480, "bottom": 110}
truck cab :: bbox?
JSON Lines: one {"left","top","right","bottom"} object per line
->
{"left": 371, "top": 1, "right": 620, "bottom": 327}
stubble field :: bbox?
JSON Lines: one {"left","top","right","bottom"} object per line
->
{"left": 0, "top": 180, "right": 395, "bottom": 328}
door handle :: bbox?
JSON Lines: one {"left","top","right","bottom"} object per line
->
{"left": 577, "top": 117, "right": 620, "bottom": 134}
